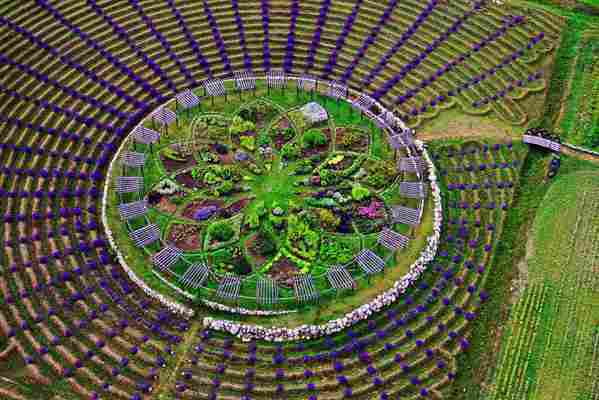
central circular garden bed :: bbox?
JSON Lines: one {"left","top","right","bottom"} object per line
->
{"left": 104, "top": 79, "right": 436, "bottom": 326}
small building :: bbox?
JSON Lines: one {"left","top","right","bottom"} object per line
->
{"left": 300, "top": 102, "right": 328, "bottom": 125}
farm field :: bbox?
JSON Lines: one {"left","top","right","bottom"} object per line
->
{"left": 485, "top": 170, "right": 599, "bottom": 400}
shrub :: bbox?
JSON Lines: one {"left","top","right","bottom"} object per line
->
{"left": 253, "top": 229, "right": 277, "bottom": 256}
{"left": 318, "top": 209, "right": 340, "bottom": 228}
{"left": 281, "top": 143, "right": 301, "bottom": 160}
{"left": 341, "top": 129, "right": 364, "bottom": 147}
{"left": 203, "top": 171, "right": 220, "bottom": 185}
{"left": 215, "top": 181, "right": 234, "bottom": 196}
{"left": 319, "top": 169, "right": 337, "bottom": 186}
{"left": 229, "top": 116, "right": 255, "bottom": 135}
{"left": 282, "top": 127, "right": 295, "bottom": 140}
{"left": 209, "top": 223, "right": 235, "bottom": 242}
{"left": 302, "top": 129, "right": 328, "bottom": 149}
{"left": 351, "top": 184, "right": 371, "bottom": 201}
{"left": 240, "top": 136, "right": 256, "bottom": 151}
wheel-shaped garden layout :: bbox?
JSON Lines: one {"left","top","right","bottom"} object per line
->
{"left": 105, "top": 86, "right": 433, "bottom": 315}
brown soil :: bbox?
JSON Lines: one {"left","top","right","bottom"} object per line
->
{"left": 161, "top": 154, "right": 197, "bottom": 174}
{"left": 209, "top": 144, "right": 235, "bottom": 165}
{"left": 182, "top": 199, "right": 224, "bottom": 220}
{"left": 335, "top": 127, "right": 370, "bottom": 152}
{"left": 168, "top": 225, "right": 201, "bottom": 251}
{"left": 267, "top": 257, "right": 301, "bottom": 287}
{"left": 156, "top": 197, "right": 177, "bottom": 214}
{"left": 175, "top": 172, "right": 203, "bottom": 190}
{"left": 245, "top": 234, "right": 268, "bottom": 268}
{"left": 272, "top": 118, "right": 293, "bottom": 150}
{"left": 220, "top": 198, "right": 251, "bottom": 218}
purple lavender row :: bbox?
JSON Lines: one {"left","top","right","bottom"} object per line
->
{"left": 372, "top": 1, "right": 487, "bottom": 100}
{"left": 261, "top": 0, "right": 271, "bottom": 71}
{"left": 320, "top": 0, "right": 363, "bottom": 79}
{"left": 339, "top": 0, "right": 399, "bottom": 84}
{"left": 284, "top": 0, "right": 300, "bottom": 73}
{"left": 361, "top": 0, "right": 439, "bottom": 89}
{"left": 231, "top": 0, "right": 253, "bottom": 71}
{"left": 0, "top": 81, "right": 131, "bottom": 125}
{"left": 167, "top": 0, "right": 213, "bottom": 78}
{"left": 35, "top": 0, "right": 169, "bottom": 97}
{"left": 0, "top": 16, "right": 165, "bottom": 105}
{"left": 304, "top": 0, "right": 332, "bottom": 73}
{"left": 201, "top": 0, "right": 233, "bottom": 76}
{"left": 9, "top": 278, "right": 175, "bottom": 396}
{"left": 404, "top": 33, "right": 544, "bottom": 118}
{"left": 0, "top": 52, "right": 146, "bottom": 111}
{"left": 0, "top": 84, "right": 119, "bottom": 133}
{"left": 0, "top": 186, "right": 101, "bottom": 202}
{"left": 128, "top": 0, "right": 197, "bottom": 88}
{"left": 0, "top": 138, "right": 113, "bottom": 166}
{"left": 473, "top": 71, "right": 543, "bottom": 108}
{"left": 85, "top": 0, "right": 176, "bottom": 94}
{"left": 395, "top": 15, "right": 525, "bottom": 107}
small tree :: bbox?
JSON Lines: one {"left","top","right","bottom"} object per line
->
{"left": 209, "top": 223, "right": 235, "bottom": 242}
{"left": 302, "top": 129, "right": 328, "bottom": 149}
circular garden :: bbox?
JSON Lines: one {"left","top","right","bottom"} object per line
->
{"left": 105, "top": 79, "right": 434, "bottom": 318}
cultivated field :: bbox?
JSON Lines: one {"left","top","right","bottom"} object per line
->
{"left": 486, "top": 171, "right": 599, "bottom": 400}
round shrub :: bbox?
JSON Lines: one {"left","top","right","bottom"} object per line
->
{"left": 209, "top": 223, "right": 235, "bottom": 242}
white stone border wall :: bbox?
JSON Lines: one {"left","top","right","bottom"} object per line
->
{"left": 101, "top": 76, "right": 443, "bottom": 338}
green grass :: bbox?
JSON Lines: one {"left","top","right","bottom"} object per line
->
{"left": 486, "top": 170, "right": 599, "bottom": 400}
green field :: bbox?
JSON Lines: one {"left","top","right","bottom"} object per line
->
{"left": 485, "top": 171, "right": 599, "bottom": 400}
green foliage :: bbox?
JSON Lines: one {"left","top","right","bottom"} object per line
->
{"left": 318, "top": 168, "right": 337, "bottom": 186}
{"left": 162, "top": 147, "right": 186, "bottom": 161}
{"left": 366, "top": 160, "right": 396, "bottom": 188}
{"left": 245, "top": 211, "right": 260, "bottom": 229}
{"left": 319, "top": 239, "right": 354, "bottom": 264}
{"left": 317, "top": 208, "right": 340, "bottom": 229}
{"left": 254, "top": 201, "right": 267, "bottom": 217}
{"left": 199, "top": 147, "right": 220, "bottom": 163}
{"left": 209, "top": 222, "right": 234, "bottom": 242}
{"left": 351, "top": 183, "right": 371, "bottom": 201}
{"left": 240, "top": 135, "right": 256, "bottom": 151}
{"left": 215, "top": 180, "right": 234, "bottom": 196}
{"left": 281, "top": 142, "right": 301, "bottom": 160}
{"left": 341, "top": 129, "right": 364, "bottom": 147}
{"left": 327, "top": 154, "right": 345, "bottom": 166}
{"left": 282, "top": 126, "right": 295, "bottom": 140}
{"left": 288, "top": 110, "right": 307, "bottom": 132}
{"left": 229, "top": 115, "right": 256, "bottom": 135}
{"left": 302, "top": 128, "right": 328, "bottom": 149}
{"left": 253, "top": 228, "right": 277, "bottom": 256}
{"left": 286, "top": 214, "right": 319, "bottom": 260}
{"left": 203, "top": 171, "right": 220, "bottom": 185}
{"left": 257, "top": 132, "right": 272, "bottom": 147}
{"left": 190, "top": 167, "right": 203, "bottom": 181}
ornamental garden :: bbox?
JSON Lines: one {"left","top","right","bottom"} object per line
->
{"left": 106, "top": 78, "right": 435, "bottom": 319}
